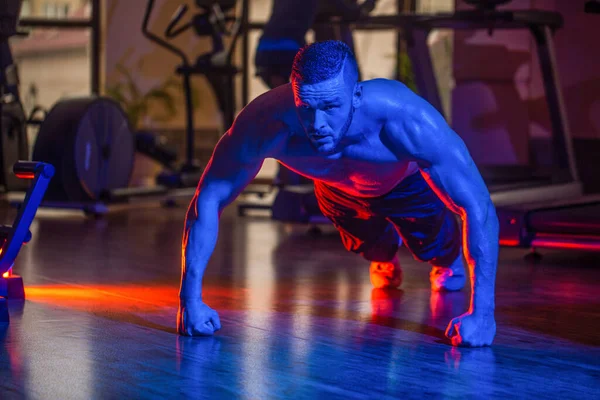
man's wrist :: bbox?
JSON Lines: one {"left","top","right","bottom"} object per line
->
{"left": 179, "top": 295, "right": 203, "bottom": 303}
{"left": 469, "top": 259, "right": 497, "bottom": 318}
{"left": 471, "top": 293, "right": 495, "bottom": 318}
{"left": 471, "top": 306, "right": 495, "bottom": 319}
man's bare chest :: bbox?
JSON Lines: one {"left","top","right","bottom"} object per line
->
{"left": 275, "top": 132, "right": 416, "bottom": 196}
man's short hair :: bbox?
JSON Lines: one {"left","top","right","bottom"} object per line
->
{"left": 290, "top": 40, "right": 359, "bottom": 86}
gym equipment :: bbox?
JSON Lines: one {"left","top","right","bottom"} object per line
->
{"left": 499, "top": 195, "right": 600, "bottom": 260}
{"left": 463, "top": 0, "right": 511, "bottom": 9}
{"left": 14, "top": 93, "right": 194, "bottom": 215}
{"left": 7, "top": 1, "right": 245, "bottom": 216}
{"left": 0, "top": 161, "right": 55, "bottom": 323}
{"left": 3, "top": 0, "right": 204, "bottom": 216}
{"left": 585, "top": 0, "right": 600, "bottom": 14}
{"left": 31, "top": 97, "right": 138, "bottom": 213}
{"left": 135, "top": 130, "right": 178, "bottom": 172}
{"left": 141, "top": 0, "right": 243, "bottom": 187}
{"left": 0, "top": 0, "right": 29, "bottom": 192}
{"left": 8, "top": 96, "right": 184, "bottom": 215}
{"left": 393, "top": 4, "right": 578, "bottom": 192}
{"left": 238, "top": 179, "right": 329, "bottom": 226}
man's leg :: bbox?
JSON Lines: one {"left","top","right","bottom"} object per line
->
{"left": 379, "top": 173, "right": 465, "bottom": 291}
{"left": 314, "top": 181, "right": 403, "bottom": 289}
{"left": 333, "top": 216, "right": 405, "bottom": 289}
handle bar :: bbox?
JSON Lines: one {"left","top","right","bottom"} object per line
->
{"left": 141, "top": 0, "right": 190, "bottom": 65}
{"left": 165, "top": 4, "right": 194, "bottom": 38}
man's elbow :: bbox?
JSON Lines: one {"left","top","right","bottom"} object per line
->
{"left": 485, "top": 202, "right": 500, "bottom": 237}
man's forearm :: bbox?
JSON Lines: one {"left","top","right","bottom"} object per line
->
{"left": 463, "top": 203, "right": 499, "bottom": 317}
{"left": 179, "top": 198, "right": 220, "bottom": 300}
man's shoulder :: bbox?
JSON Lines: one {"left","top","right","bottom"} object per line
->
{"left": 363, "top": 78, "right": 412, "bottom": 95}
{"left": 362, "top": 78, "right": 414, "bottom": 118}
{"left": 234, "top": 84, "right": 294, "bottom": 131}
{"left": 239, "top": 84, "right": 293, "bottom": 121}
{"left": 370, "top": 78, "right": 451, "bottom": 159}
{"left": 229, "top": 85, "right": 295, "bottom": 156}
{"left": 247, "top": 83, "right": 293, "bottom": 109}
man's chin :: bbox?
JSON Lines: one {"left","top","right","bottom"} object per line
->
{"left": 313, "top": 143, "right": 337, "bottom": 155}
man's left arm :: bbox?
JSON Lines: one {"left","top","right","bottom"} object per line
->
{"left": 387, "top": 90, "right": 499, "bottom": 347}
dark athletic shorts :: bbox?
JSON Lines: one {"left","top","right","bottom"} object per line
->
{"left": 314, "top": 171, "right": 461, "bottom": 266}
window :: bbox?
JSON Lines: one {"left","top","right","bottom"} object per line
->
{"left": 12, "top": 0, "right": 97, "bottom": 150}
{"left": 43, "top": 3, "right": 70, "bottom": 18}
{"left": 21, "top": 0, "right": 32, "bottom": 17}
{"left": 43, "top": 3, "right": 57, "bottom": 18}
{"left": 10, "top": 28, "right": 91, "bottom": 115}
{"left": 23, "top": 1, "right": 90, "bottom": 19}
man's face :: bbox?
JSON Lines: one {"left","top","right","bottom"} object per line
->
{"left": 293, "top": 72, "right": 355, "bottom": 155}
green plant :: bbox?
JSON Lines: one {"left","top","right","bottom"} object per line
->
{"left": 383, "top": 48, "right": 418, "bottom": 93}
{"left": 106, "top": 62, "right": 193, "bottom": 129}
{"left": 398, "top": 52, "right": 417, "bottom": 93}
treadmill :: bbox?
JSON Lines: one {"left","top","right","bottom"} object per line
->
{"left": 364, "top": 0, "right": 600, "bottom": 256}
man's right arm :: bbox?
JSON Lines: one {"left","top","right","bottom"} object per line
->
{"left": 178, "top": 114, "right": 268, "bottom": 335}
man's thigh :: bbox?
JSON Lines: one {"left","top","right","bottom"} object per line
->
{"left": 314, "top": 181, "right": 400, "bottom": 261}
{"left": 375, "top": 173, "right": 461, "bottom": 266}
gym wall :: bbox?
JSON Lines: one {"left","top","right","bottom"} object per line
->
{"left": 551, "top": 0, "right": 600, "bottom": 192}
{"left": 102, "top": 0, "right": 457, "bottom": 182}
{"left": 452, "top": 0, "right": 600, "bottom": 187}
{"left": 103, "top": 0, "right": 223, "bottom": 135}
{"left": 10, "top": 0, "right": 92, "bottom": 156}
{"left": 104, "top": 0, "right": 242, "bottom": 184}
{"left": 547, "top": 1, "right": 600, "bottom": 140}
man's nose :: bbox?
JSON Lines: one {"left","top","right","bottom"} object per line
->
{"left": 312, "top": 109, "right": 326, "bottom": 131}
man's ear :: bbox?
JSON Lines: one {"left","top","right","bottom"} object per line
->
{"left": 352, "top": 83, "right": 363, "bottom": 108}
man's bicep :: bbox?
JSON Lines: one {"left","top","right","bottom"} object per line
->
{"left": 389, "top": 93, "right": 492, "bottom": 217}
{"left": 419, "top": 132, "right": 491, "bottom": 219}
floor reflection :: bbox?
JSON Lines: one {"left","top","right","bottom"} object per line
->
{"left": 0, "top": 204, "right": 597, "bottom": 398}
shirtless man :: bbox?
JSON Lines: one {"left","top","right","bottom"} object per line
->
{"left": 177, "top": 41, "right": 499, "bottom": 347}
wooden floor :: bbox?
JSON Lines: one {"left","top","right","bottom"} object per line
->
{"left": 0, "top": 197, "right": 599, "bottom": 399}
